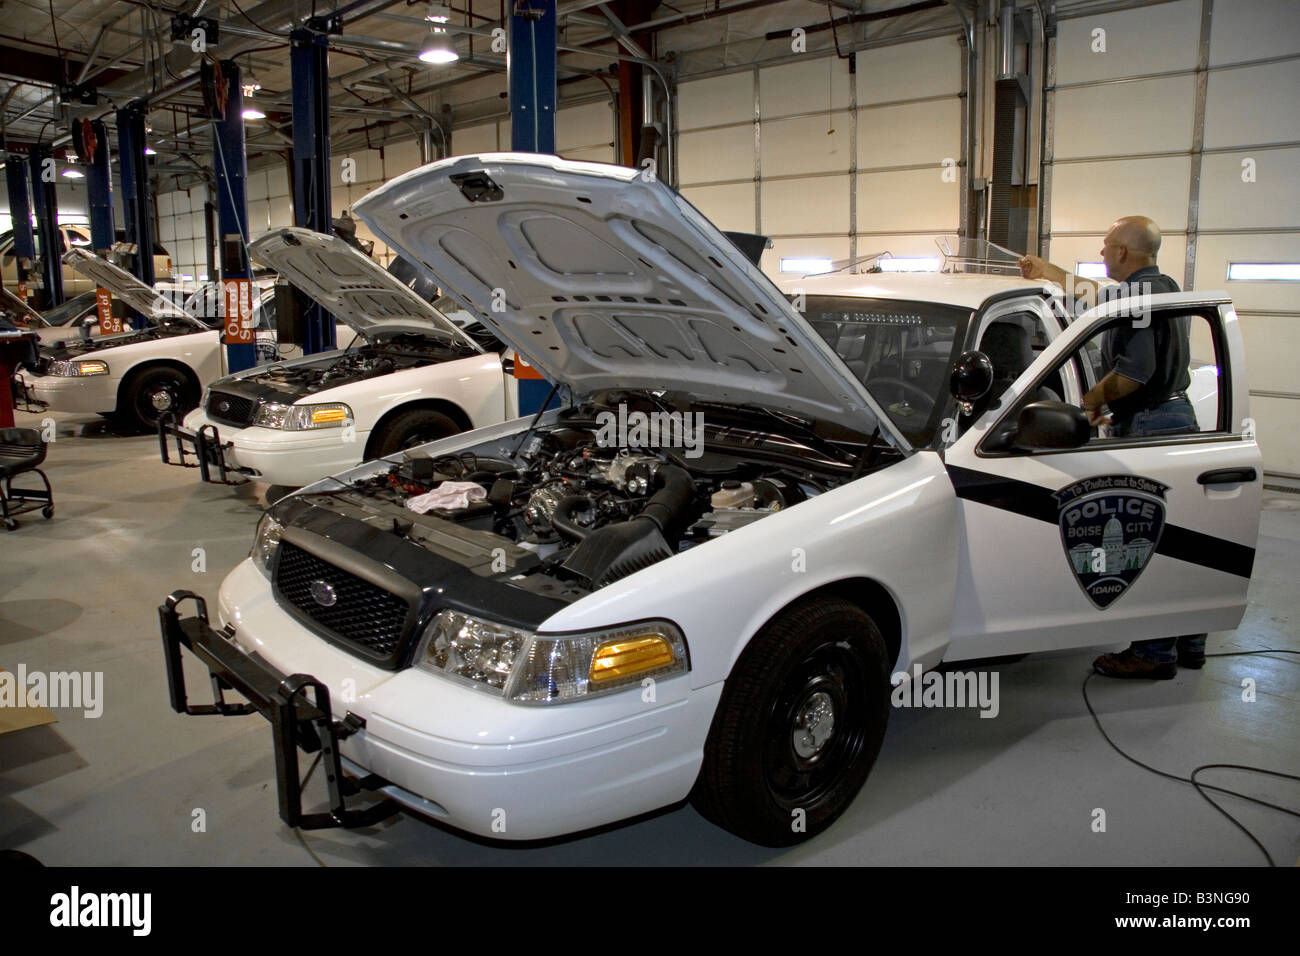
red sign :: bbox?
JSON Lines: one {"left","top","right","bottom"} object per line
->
{"left": 96, "top": 287, "right": 122, "bottom": 333}
{"left": 222, "top": 279, "right": 255, "bottom": 344}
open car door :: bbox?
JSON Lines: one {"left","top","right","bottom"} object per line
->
{"left": 942, "top": 291, "right": 1261, "bottom": 661}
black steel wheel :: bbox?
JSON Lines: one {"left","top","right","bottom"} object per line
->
{"left": 692, "top": 596, "right": 891, "bottom": 846}
{"left": 370, "top": 408, "right": 461, "bottom": 457}
{"left": 122, "top": 366, "right": 198, "bottom": 432}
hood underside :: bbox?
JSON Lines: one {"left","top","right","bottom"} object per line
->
{"left": 352, "top": 153, "right": 896, "bottom": 433}
{"left": 61, "top": 249, "right": 202, "bottom": 329}
{"left": 249, "top": 228, "right": 479, "bottom": 350}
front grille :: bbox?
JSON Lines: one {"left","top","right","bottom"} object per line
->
{"left": 274, "top": 542, "right": 413, "bottom": 665}
{"left": 206, "top": 390, "right": 258, "bottom": 428}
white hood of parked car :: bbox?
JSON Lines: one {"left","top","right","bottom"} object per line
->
{"left": 352, "top": 153, "right": 895, "bottom": 431}
{"left": 248, "top": 228, "right": 479, "bottom": 351}
{"left": 62, "top": 248, "right": 204, "bottom": 329}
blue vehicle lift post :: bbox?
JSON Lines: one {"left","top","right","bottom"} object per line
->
{"left": 290, "top": 23, "right": 335, "bottom": 355}
{"left": 86, "top": 119, "right": 115, "bottom": 254}
{"left": 27, "top": 144, "right": 63, "bottom": 307}
{"left": 117, "top": 103, "right": 155, "bottom": 328}
{"left": 3, "top": 155, "right": 36, "bottom": 296}
{"left": 212, "top": 60, "right": 256, "bottom": 373}
{"left": 509, "top": 1, "right": 560, "bottom": 414}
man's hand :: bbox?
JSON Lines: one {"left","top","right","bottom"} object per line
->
{"left": 1083, "top": 401, "right": 1111, "bottom": 427}
{"left": 1019, "top": 254, "right": 1053, "bottom": 280}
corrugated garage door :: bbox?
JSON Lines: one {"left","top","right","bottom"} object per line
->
{"left": 1048, "top": 0, "right": 1300, "bottom": 477}
{"left": 676, "top": 34, "right": 963, "bottom": 281}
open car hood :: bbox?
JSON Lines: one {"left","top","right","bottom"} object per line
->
{"left": 248, "top": 228, "right": 479, "bottom": 350}
{"left": 352, "top": 153, "right": 896, "bottom": 432}
{"left": 62, "top": 249, "right": 204, "bottom": 329}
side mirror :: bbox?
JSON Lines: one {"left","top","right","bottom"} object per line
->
{"left": 949, "top": 350, "right": 994, "bottom": 412}
{"left": 1013, "top": 401, "right": 1090, "bottom": 450}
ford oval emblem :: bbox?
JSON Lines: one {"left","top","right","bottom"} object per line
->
{"left": 310, "top": 580, "right": 337, "bottom": 607}
{"left": 218, "top": 400, "right": 231, "bottom": 413}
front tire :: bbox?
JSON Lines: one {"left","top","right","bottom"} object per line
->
{"left": 692, "top": 596, "right": 891, "bottom": 846}
{"left": 370, "top": 408, "right": 461, "bottom": 457}
{"left": 121, "top": 366, "right": 198, "bottom": 433}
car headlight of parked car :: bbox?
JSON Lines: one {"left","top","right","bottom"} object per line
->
{"left": 250, "top": 512, "right": 284, "bottom": 579}
{"left": 252, "top": 401, "right": 353, "bottom": 430}
{"left": 416, "top": 610, "right": 689, "bottom": 704}
{"left": 48, "top": 358, "right": 109, "bottom": 376}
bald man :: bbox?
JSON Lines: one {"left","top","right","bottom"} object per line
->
{"left": 1023, "top": 218, "right": 1203, "bottom": 680}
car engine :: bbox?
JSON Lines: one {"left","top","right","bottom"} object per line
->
{"left": 243, "top": 332, "right": 474, "bottom": 394}
{"left": 293, "top": 395, "right": 894, "bottom": 604}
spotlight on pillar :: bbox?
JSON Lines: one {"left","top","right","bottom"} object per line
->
{"left": 419, "top": 3, "right": 458, "bottom": 64}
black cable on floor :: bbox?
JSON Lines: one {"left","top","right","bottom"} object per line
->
{"left": 291, "top": 753, "right": 329, "bottom": 867}
{"left": 1082, "top": 648, "right": 1300, "bottom": 866}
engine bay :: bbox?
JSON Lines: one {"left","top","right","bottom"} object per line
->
{"left": 294, "top": 392, "right": 897, "bottom": 604}
{"left": 243, "top": 331, "right": 475, "bottom": 395}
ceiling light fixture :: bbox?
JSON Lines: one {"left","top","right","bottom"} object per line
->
{"left": 61, "top": 168, "right": 85, "bottom": 179}
{"left": 242, "top": 108, "right": 267, "bottom": 120}
{"left": 420, "top": 3, "right": 458, "bottom": 64}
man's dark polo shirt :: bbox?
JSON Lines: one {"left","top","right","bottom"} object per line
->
{"left": 1093, "top": 265, "right": 1190, "bottom": 424}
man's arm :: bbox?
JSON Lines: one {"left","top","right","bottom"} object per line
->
{"left": 1019, "top": 255, "right": 1106, "bottom": 302}
{"left": 1083, "top": 371, "right": 1142, "bottom": 426}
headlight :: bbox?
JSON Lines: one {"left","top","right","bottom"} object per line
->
{"left": 252, "top": 401, "right": 353, "bottom": 430}
{"left": 250, "top": 512, "right": 284, "bottom": 579}
{"left": 49, "top": 358, "right": 109, "bottom": 376}
{"left": 416, "top": 611, "right": 688, "bottom": 704}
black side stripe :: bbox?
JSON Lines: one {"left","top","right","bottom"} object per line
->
{"left": 945, "top": 464, "right": 1256, "bottom": 579}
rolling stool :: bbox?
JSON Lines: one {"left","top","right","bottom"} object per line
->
{"left": 0, "top": 428, "right": 54, "bottom": 531}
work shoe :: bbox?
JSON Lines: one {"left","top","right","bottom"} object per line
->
{"left": 1093, "top": 649, "right": 1177, "bottom": 680}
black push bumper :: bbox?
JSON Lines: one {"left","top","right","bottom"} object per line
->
{"left": 157, "top": 414, "right": 250, "bottom": 484}
{"left": 158, "top": 590, "right": 398, "bottom": 830}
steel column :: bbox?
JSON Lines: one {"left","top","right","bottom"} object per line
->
{"left": 509, "top": 1, "right": 557, "bottom": 153}
{"left": 28, "top": 145, "right": 63, "bottom": 307}
{"left": 291, "top": 28, "right": 335, "bottom": 354}
{"left": 117, "top": 103, "right": 156, "bottom": 330}
{"left": 3, "top": 156, "right": 36, "bottom": 296}
{"left": 87, "top": 119, "right": 115, "bottom": 253}
{"left": 213, "top": 60, "right": 257, "bottom": 373}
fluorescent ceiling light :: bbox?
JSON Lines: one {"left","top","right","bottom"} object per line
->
{"left": 61, "top": 168, "right": 85, "bottom": 179}
{"left": 780, "top": 257, "right": 832, "bottom": 274}
{"left": 1227, "top": 262, "right": 1300, "bottom": 281}
{"left": 242, "top": 108, "right": 266, "bottom": 120}
{"left": 878, "top": 256, "right": 940, "bottom": 272}
{"left": 1075, "top": 261, "right": 1108, "bottom": 279}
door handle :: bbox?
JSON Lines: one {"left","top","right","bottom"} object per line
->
{"left": 1197, "top": 467, "right": 1257, "bottom": 485}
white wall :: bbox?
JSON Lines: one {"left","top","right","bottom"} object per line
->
{"left": 1049, "top": 0, "right": 1300, "bottom": 476}
{"left": 677, "top": 36, "right": 964, "bottom": 281}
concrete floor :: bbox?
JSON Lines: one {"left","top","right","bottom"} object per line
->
{"left": 2, "top": 409, "right": 1297, "bottom": 866}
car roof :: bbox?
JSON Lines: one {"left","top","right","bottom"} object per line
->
{"left": 773, "top": 270, "right": 1061, "bottom": 310}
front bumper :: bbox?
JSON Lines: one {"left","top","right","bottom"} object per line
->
{"left": 159, "top": 406, "right": 366, "bottom": 487}
{"left": 14, "top": 370, "right": 118, "bottom": 415}
{"left": 159, "top": 560, "right": 718, "bottom": 840}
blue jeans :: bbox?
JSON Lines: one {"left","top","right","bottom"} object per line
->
{"left": 1120, "top": 397, "right": 1202, "bottom": 663}
{"left": 1111, "top": 397, "right": 1198, "bottom": 438}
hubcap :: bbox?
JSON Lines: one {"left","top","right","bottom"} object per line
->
{"left": 792, "top": 690, "right": 836, "bottom": 759}
{"left": 150, "top": 389, "right": 174, "bottom": 411}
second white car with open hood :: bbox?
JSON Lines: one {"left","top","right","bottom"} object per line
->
{"left": 157, "top": 154, "right": 1262, "bottom": 847}
{"left": 161, "top": 228, "right": 520, "bottom": 488}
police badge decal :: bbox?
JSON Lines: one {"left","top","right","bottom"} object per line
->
{"left": 1055, "top": 475, "right": 1169, "bottom": 609}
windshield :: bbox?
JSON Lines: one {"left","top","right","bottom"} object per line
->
{"left": 42, "top": 291, "right": 99, "bottom": 327}
{"left": 797, "top": 295, "right": 967, "bottom": 447}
